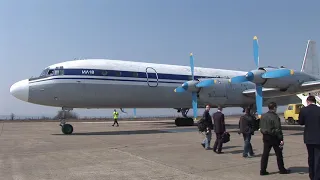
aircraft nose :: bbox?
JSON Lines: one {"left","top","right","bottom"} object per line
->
{"left": 10, "top": 79, "right": 29, "bottom": 102}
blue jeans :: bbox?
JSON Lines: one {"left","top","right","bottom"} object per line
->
{"left": 243, "top": 133, "right": 254, "bottom": 156}
{"left": 202, "top": 130, "right": 212, "bottom": 149}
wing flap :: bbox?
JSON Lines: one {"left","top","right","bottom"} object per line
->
{"left": 300, "top": 80, "right": 320, "bottom": 92}
{"left": 242, "top": 88, "right": 281, "bottom": 97}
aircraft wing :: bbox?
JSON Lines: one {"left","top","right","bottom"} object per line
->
{"left": 242, "top": 88, "right": 281, "bottom": 97}
{"left": 242, "top": 80, "right": 320, "bottom": 98}
{"left": 299, "top": 80, "right": 320, "bottom": 92}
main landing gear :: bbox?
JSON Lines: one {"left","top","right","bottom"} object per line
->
{"left": 174, "top": 108, "right": 194, "bottom": 126}
{"left": 59, "top": 107, "right": 74, "bottom": 134}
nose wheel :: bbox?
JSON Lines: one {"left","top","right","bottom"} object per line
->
{"left": 61, "top": 124, "right": 73, "bottom": 134}
{"left": 59, "top": 107, "right": 74, "bottom": 134}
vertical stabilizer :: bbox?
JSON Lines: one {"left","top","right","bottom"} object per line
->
{"left": 301, "top": 40, "right": 320, "bottom": 77}
{"left": 297, "top": 40, "right": 320, "bottom": 106}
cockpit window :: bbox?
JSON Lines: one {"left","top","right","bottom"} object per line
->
{"left": 39, "top": 66, "right": 64, "bottom": 77}
{"left": 40, "top": 68, "right": 49, "bottom": 77}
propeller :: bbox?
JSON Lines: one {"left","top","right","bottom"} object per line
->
{"left": 189, "top": 53, "right": 198, "bottom": 120}
{"left": 173, "top": 53, "right": 199, "bottom": 120}
{"left": 133, "top": 108, "right": 136, "bottom": 118}
{"left": 229, "top": 36, "right": 295, "bottom": 118}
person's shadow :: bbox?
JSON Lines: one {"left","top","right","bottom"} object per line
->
{"left": 288, "top": 166, "right": 309, "bottom": 174}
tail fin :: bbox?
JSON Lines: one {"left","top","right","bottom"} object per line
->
{"left": 297, "top": 40, "right": 320, "bottom": 106}
{"left": 301, "top": 40, "right": 320, "bottom": 77}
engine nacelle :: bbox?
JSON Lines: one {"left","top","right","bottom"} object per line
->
{"left": 248, "top": 68, "right": 266, "bottom": 84}
{"left": 257, "top": 67, "right": 296, "bottom": 89}
{"left": 180, "top": 80, "right": 200, "bottom": 92}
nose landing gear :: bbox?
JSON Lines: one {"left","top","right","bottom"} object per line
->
{"left": 59, "top": 107, "right": 74, "bottom": 134}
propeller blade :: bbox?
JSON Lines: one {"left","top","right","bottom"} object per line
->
{"left": 190, "top": 53, "right": 194, "bottom": 80}
{"left": 133, "top": 108, "right": 136, "bottom": 118}
{"left": 253, "top": 36, "right": 259, "bottom": 68}
{"left": 261, "top": 69, "right": 294, "bottom": 78}
{"left": 120, "top": 108, "right": 127, "bottom": 113}
{"left": 229, "top": 75, "right": 248, "bottom": 83}
{"left": 255, "top": 84, "right": 263, "bottom": 118}
{"left": 192, "top": 92, "right": 198, "bottom": 120}
{"left": 174, "top": 86, "right": 186, "bottom": 93}
{"left": 196, "top": 79, "right": 216, "bottom": 88}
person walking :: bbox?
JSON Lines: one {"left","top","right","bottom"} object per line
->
{"left": 112, "top": 109, "right": 119, "bottom": 127}
{"left": 239, "top": 107, "right": 255, "bottom": 158}
{"left": 201, "top": 105, "right": 213, "bottom": 150}
{"left": 259, "top": 102, "right": 290, "bottom": 175}
{"left": 212, "top": 106, "right": 226, "bottom": 154}
{"left": 298, "top": 95, "right": 320, "bottom": 180}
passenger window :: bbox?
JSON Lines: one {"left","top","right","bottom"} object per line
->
{"left": 288, "top": 106, "right": 293, "bottom": 110}
{"left": 115, "top": 71, "right": 121, "bottom": 76}
{"left": 132, "top": 72, "right": 138, "bottom": 77}
{"left": 102, "top": 71, "right": 108, "bottom": 76}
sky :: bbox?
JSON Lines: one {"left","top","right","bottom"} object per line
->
{"left": 0, "top": 0, "right": 320, "bottom": 118}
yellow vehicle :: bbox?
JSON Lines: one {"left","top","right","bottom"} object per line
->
{"left": 284, "top": 103, "right": 304, "bottom": 125}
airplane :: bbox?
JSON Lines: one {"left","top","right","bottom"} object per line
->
{"left": 9, "top": 36, "right": 320, "bottom": 135}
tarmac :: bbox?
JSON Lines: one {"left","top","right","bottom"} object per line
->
{"left": 0, "top": 116, "right": 309, "bottom": 180}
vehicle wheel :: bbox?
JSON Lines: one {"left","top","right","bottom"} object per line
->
{"left": 287, "top": 117, "right": 294, "bottom": 125}
{"left": 62, "top": 124, "right": 73, "bottom": 134}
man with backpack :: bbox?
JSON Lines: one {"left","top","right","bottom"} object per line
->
{"left": 200, "top": 105, "right": 213, "bottom": 150}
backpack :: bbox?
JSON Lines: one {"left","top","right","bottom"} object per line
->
{"left": 197, "top": 118, "right": 206, "bottom": 132}
{"left": 221, "top": 132, "right": 230, "bottom": 143}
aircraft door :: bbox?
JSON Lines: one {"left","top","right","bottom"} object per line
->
{"left": 145, "top": 67, "right": 158, "bottom": 87}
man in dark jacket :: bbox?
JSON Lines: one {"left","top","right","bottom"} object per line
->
{"left": 239, "top": 107, "right": 255, "bottom": 158}
{"left": 259, "top": 102, "right": 290, "bottom": 175}
{"left": 212, "top": 106, "right": 226, "bottom": 154}
{"left": 298, "top": 95, "right": 320, "bottom": 180}
{"left": 201, "top": 105, "right": 212, "bottom": 150}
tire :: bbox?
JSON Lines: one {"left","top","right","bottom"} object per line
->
{"left": 175, "top": 118, "right": 194, "bottom": 126}
{"left": 287, "top": 117, "right": 294, "bottom": 125}
{"left": 62, "top": 124, "right": 73, "bottom": 134}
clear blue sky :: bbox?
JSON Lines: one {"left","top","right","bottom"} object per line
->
{"left": 1, "top": 0, "right": 320, "bottom": 118}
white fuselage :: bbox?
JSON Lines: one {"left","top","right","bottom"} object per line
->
{"left": 9, "top": 59, "right": 302, "bottom": 109}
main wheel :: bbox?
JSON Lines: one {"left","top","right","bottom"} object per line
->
{"left": 62, "top": 124, "right": 73, "bottom": 134}
{"left": 175, "top": 118, "right": 194, "bottom": 126}
{"left": 287, "top": 117, "right": 294, "bottom": 125}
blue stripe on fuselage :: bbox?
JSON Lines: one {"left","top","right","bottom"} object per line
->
{"left": 29, "top": 68, "right": 229, "bottom": 84}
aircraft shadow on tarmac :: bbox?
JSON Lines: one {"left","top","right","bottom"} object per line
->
{"left": 52, "top": 129, "right": 177, "bottom": 136}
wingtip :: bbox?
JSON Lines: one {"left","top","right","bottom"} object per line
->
{"left": 253, "top": 36, "right": 258, "bottom": 40}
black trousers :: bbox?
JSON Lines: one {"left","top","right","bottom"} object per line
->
{"left": 213, "top": 133, "right": 223, "bottom": 152}
{"left": 113, "top": 118, "right": 119, "bottom": 125}
{"left": 260, "top": 134, "right": 286, "bottom": 172}
{"left": 306, "top": 144, "right": 320, "bottom": 180}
